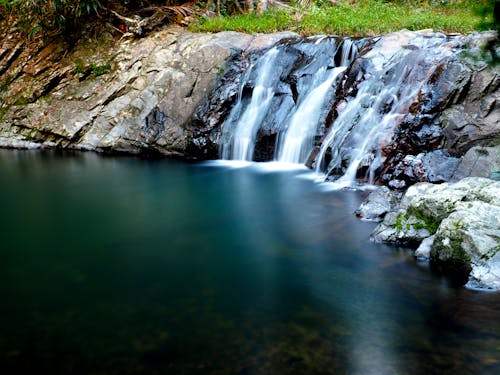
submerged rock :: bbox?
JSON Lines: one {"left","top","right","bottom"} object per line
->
{"left": 372, "top": 177, "right": 500, "bottom": 289}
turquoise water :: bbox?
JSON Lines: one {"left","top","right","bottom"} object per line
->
{"left": 0, "top": 150, "right": 499, "bottom": 375}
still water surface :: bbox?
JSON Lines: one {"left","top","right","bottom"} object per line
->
{"left": 0, "top": 150, "right": 499, "bottom": 375}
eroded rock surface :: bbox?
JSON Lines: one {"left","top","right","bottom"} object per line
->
{"left": 0, "top": 26, "right": 296, "bottom": 156}
{"left": 372, "top": 177, "right": 500, "bottom": 289}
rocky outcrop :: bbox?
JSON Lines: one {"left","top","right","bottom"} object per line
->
{"left": 378, "top": 31, "right": 499, "bottom": 188}
{"left": 372, "top": 177, "right": 500, "bottom": 289}
{"left": 450, "top": 145, "right": 500, "bottom": 181}
{"left": 0, "top": 26, "right": 296, "bottom": 156}
{"left": 0, "top": 28, "right": 497, "bottom": 172}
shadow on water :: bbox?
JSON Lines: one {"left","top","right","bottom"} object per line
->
{"left": 0, "top": 150, "right": 499, "bottom": 375}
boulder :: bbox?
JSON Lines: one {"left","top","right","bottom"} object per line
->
{"left": 355, "top": 186, "right": 399, "bottom": 221}
{"left": 372, "top": 177, "right": 500, "bottom": 289}
{"left": 431, "top": 201, "right": 500, "bottom": 289}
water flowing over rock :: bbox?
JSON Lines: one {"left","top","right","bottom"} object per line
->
{"left": 0, "top": 26, "right": 498, "bottom": 291}
{"left": 0, "top": 28, "right": 497, "bottom": 186}
{"left": 217, "top": 36, "right": 359, "bottom": 162}
{"left": 372, "top": 177, "right": 500, "bottom": 290}
{"left": 209, "top": 30, "right": 498, "bottom": 188}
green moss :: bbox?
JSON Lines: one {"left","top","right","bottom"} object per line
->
{"left": 394, "top": 213, "right": 409, "bottom": 231}
{"left": 413, "top": 222, "right": 425, "bottom": 231}
{"left": 89, "top": 63, "right": 111, "bottom": 76}
{"left": 13, "top": 96, "right": 29, "bottom": 106}
{"left": 410, "top": 209, "right": 440, "bottom": 234}
{"left": 434, "top": 235, "right": 470, "bottom": 262}
{"left": 74, "top": 61, "right": 111, "bottom": 77}
{"left": 393, "top": 210, "right": 439, "bottom": 234}
{"left": 75, "top": 60, "right": 85, "bottom": 74}
{"left": 480, "top": 245, "right": 500, "bottom": 261}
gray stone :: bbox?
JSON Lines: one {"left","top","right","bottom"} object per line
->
{"left": 431, "top": 201, "right": 500, "bottom": 290}
{"left": 0, "top": 28, "right": 294, "bottom": 157}
{"left": 355, "top": 186, "right": 399, "bottom": 221}
{"left": 373, "top": 177, "right": 500, "bottom": 289}
{"left": 451, "top": 145, "right": 500, "bottom": 181}
{"left": 371, "top": 209, "right": 433, "bottom": 246}
{"left": 415, "top": 235, "right": 435, "bottom": 260}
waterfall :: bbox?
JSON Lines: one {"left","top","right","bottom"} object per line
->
{"left": 277, "top": 39, "right": 357, "bottom": 164}
{"left": 277, "top": 66, "right": 346, "bottom": 164}
{"left": 215, "top": 30, "right": 466, "bottom": 188}
{"left": 315, "top": 31, "right": 457, "bottom": 188}
{"left": 220, "top": 47, "right": 280, "bottom": 161}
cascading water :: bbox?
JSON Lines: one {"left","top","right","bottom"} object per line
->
{"left": 315, "top": 31, "right": 460, "bottom": 188}
{"left": 220, "top": 37, "right": 359, "bottom": 163}
{"left": 276, "top": 39, "right": 357, "bottom": 164}
{"left": 277, "top": 66, "right": 346, "bottom": 164}
{"left": 215, "top": 30, "right": 468, "bottom": 188}
{"left": 220, "top": 47, "right": 280, "bottom": 161}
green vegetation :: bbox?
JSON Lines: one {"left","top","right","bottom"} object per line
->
{"left": 75, "top": 60, "right": 111, "bottom": 76}
{"left": 393, "top": 209, "right": 439, "bottom": 233}
{"left": 0, "top": 0, "right": 103, "bottom": 36}
{"left": 410, "top": 209, "right": 440, "bottom": 233}
{"left": 0, "top": 0, "right": 497, "bottom": 38}
{"left": 191, "top": 1, "right": 495, "bottom": 36}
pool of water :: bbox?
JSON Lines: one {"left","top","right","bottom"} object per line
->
{"left": 0, "top": 150, "right": 499, "bottom": 375}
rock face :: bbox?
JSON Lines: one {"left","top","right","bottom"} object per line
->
{"left": 450, "top": 145, "right": 500, "bottom": 181}
{"left": 377, "top": 31, "right": 500, "bottom": 188}
{"left": 0, "top": 26, "right": 296, "bottom": 156}
{"left": 2, "top": 28, "right": 496, "bottom": 175}
{"left": 372, "top": 177, "right": 500, "bottom": 290}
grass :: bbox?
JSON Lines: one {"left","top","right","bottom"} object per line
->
{"left": 190, "top": 0, "right": 495, "bottom": 37}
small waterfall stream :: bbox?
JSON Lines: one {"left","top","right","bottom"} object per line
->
{"left": 216, "top": 31, "right": 467, "bottom": 188}
{"left": 277, "top": 40, "right": 357, "bottom": 164}
{"left": 277, "top": 66, "right": 346, "bottom": 164}
{"left": 220, "top": 47, "right": 280, "bottom": 161}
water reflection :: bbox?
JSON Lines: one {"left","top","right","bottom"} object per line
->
{"left": 0, "top": 151, "right": 499, "bottom": 375}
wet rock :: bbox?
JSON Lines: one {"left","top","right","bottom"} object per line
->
{"left": 371, "top": 210, "right": 434, "bottom": 246}
{"left": 373, "top": 32, "right": 499, "bottom": 186}
{"left": 440, "top": 40, "right": 500, "bottom": 156}
{"left": 388, "top": 179, "right": 407, "bottom": 189}
{"left": 373, "top": 177, "right": 500, "bottom": 289}
{"left": 355, "top": 186, "right": 399, "bottom": 221}
{"left": 387, "top": 151, "right": 461, "bottom": 187}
